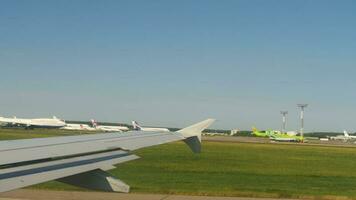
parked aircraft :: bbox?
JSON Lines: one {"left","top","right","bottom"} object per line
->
{"left": 330, "top": 130, "right": 356, "bottom": 141}
{"left": 61, "top": 123, "right": 96, "bottom": 131}
{"left": 342, "top": 130, "right": 356, "bottom": 139}
{"left": 0, "top": 116, "right": 66, "bottom": 129}
{"left": 132, "top": 121, "right": 170, "bottom": 132}
{"left": 91, "top": 119, "right": 129, "bottom": 132}
{"left": 252, "top": 127, "right": 303, "bottom": 142}
{"left": 270, "top": 134, "right": 304, "bottom": 142}
{"left": 0, "top": 119, "right": 215, "bottom": 193}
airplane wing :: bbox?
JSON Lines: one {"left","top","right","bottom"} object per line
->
{"left": 0, "top": 119, "right": 215, "bottom": 193}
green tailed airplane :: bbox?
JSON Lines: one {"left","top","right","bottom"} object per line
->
{"left": 252, "top": 127, "right": 304, "bottom": 142}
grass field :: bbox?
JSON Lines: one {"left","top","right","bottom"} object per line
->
{"left": 109, "top": 142, "right": 356, "bottom": 199}
{"left": 0, "top": 127, "right": 96, "bottom": 140}
{"left": 2, "top": 128, "right": 356, "bottom": 199}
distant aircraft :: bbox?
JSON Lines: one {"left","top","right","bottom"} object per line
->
{"left": 92, "top": 119, "right": 129, "bottom": 132}
{"left": 252, "top": 127, "right": 303, "bottom": 142}
{"left": 0, "top": 118, "right": 215, "bottom": 193}
{"left": 269, "top": 134, "right": 304, "bottom": 142}
{"left": 0, "top": 116, "right": 66, "bottom": 129}
{"left": 61, "top": 123, "right": 96, "bottom": 131}
{"left": 343, "top": 130, "right": 356, "bottom": 139}
{"left": 330, "top": 130, "right": 356, "bottom": 141}
{"left": 132, "top": 121, "right": 170, "bottom": 132}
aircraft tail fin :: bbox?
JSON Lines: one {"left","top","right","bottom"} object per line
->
{"left": 344, "top": 130, "right": 349, "bottom": 137}
{"left": 90, "top": 119, "right": 98, "bottom": 128}
{"left": 252, "top": 127, "right": 258, "bottom": 133}
{"left": 177, "top": 119, "right": 215, "bottom": 153}
{"left": 131, "top": 121, "right": 142, "bottom": 130}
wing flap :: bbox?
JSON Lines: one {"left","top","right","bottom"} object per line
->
{"left": 58, "top": 169, "right": 130, "bottom": 193}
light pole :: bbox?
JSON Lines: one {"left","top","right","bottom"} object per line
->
{"left": 280, "top": 111, "right": 288, "bottom": 133}
{"left": 297, "top": 104, "right": 308, "bottom": 138}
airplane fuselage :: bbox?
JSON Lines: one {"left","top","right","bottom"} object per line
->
{"left": 139, "top": 127, "right": 170, "bottom": 132}
{"left": 96, "top": 125, "right": 129, "bottom": 132}
{"left": 0, "top": 117, "right": 66, "bottom": 128}
{"left": 61, "top": 123, "right": 96, "bottom": 131}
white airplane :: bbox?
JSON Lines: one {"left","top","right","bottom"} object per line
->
{"left": 132, "top": 121, "right": 170, "bottom": 132}
{"left": 61, "top": 123, "right": 96, "bottom": 131}
{"left": 92, "top": 119, "right": 129, "bottom": 132}
{"left": 330, "top": 130, "right": 356, "bottom": 141}
{"left": 343, "top": 130, "right": 356, "bottom": 139}
{"left": 0, "top": 116, "right": 66, "bottom": 129}
{"left": 0, "top": 118, "right": 215, "bottom": 193}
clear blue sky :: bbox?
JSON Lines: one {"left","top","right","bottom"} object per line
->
{"left": 1, "top": 0, "right": 356, "bottom": 131}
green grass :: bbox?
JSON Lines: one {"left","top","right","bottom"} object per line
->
{"left": 0, "top": 127, "right": 96, "bottom": 140}
{"left": 3, "top": 128, "right": 356, "bottom": 199}
{"left": 114, "top": 142, "right": 356, "bottom": 199}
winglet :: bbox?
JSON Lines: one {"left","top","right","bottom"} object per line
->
{"left": 177, "top": 119, "right": 215, "bottom": 153}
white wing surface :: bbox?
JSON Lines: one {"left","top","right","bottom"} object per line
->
{"left": 0, "top": 119, "right": 215, "bottom": 193}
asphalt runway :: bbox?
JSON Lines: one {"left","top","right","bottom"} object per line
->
{"left": 0, "top": 189, "right": 298, "bottom": 200}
